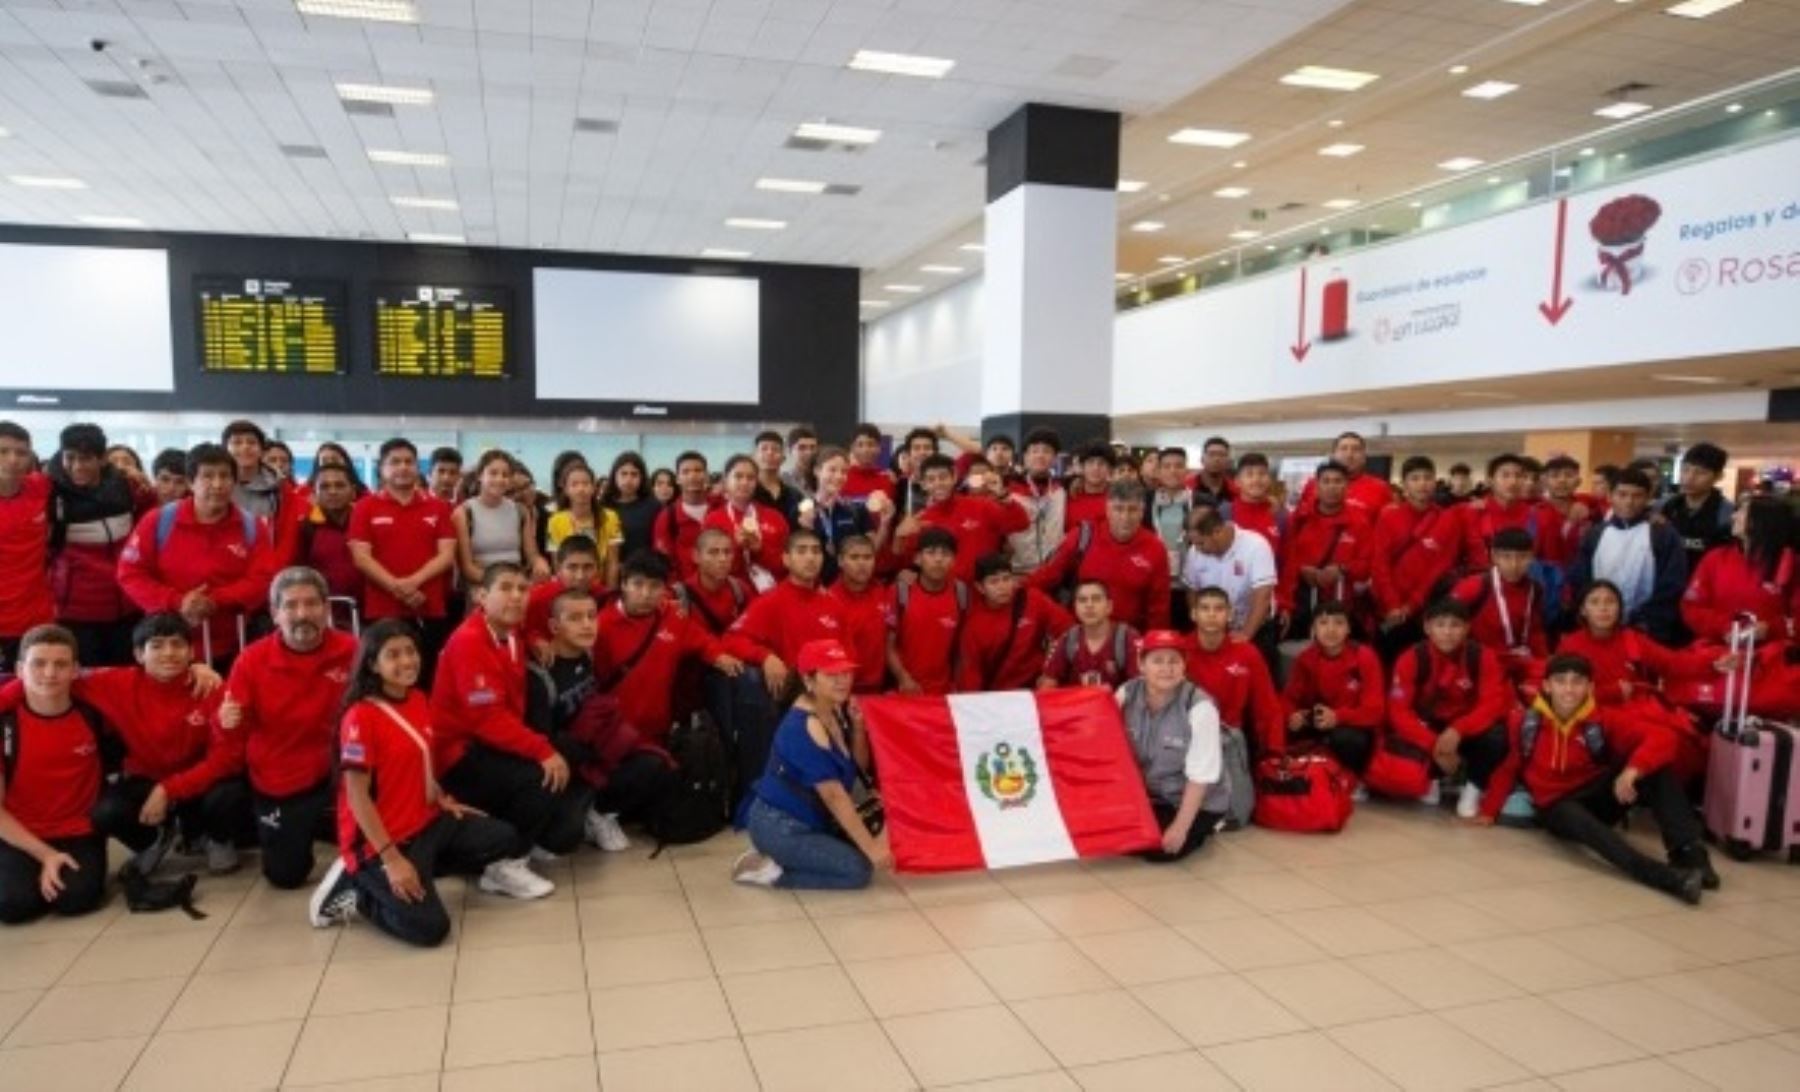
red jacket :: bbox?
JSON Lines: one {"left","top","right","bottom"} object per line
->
{"left": 1282, "top": 642, "right": 1386, "bottom": 738}
{"left": 1028, "top": 524, "right": 1171, "bottom": 632}
{"left": 722, "top": 580, "right": 845, "bottom": 668}
{"left": 1482, "top": 697, "right": 1675, "bottom": 816}
{"left": 1182, "top": 635, "right": 1282, "bottom": 751}
{"left": 702, "top": 502, "right": 789, "bottom": 586}
{"left": 0, "top": 704, "right": 102, "bottom": 838}
{"left": 48, "top": 465, "right": 154, "bottom": 624}
{"left": 1451, "top": 571, "right": 1550, "bottom": 674}
{"left": 1370, "top": 501, "right": 1472, "bottom": 616}
{"left": 1462, "top": 497, "right": 1537, "bottom": 567}
{"left": 886, "top": 579, "right": 967, "bottom": 695}
{"left": 593, "top": 599, "right": 729, "bottom": 742}
{"left": 1064, "top": 484, "right": 1110, "bottom": 531}
{"left": 1229, "top": 496, "right": 1285, "bottom": 557}
{"left": 206, "top": 629, "right": 358, "bottom": 798}
{"left": 1534, "top": 498, "right": 1592, "bottom": 566}
{"left": 1553, "top": 627, "right": 1720, "bottom": 708}
{"left": 1278, "top": 503, "right": 1371, "bottom": 613}
{"left": 955, "top": 589, "right": 1073, "bottom": 693}
{"left": 0, "top": 472, "right": 53, "bottom": 638}
{"left": 1040, "top": 622, "right": 1140, "bottom": 689}
{"left": 1681, "top": 545, "right": 1797, "bottom": 642}
{"left": 842, "top": 465, "right": 895, "bottom": 503}
{"left": 897, "top": 494, "right": 1030, "bottom": 583}
{"left": 676, "top": 576, "right": 752, "bottom": 636}
{"left": 117, "top": 499, "right": 277, "bottom": 659}
{"left": 1386, "top": 640, "right": 1513, "bottom": 753}
{"left": 295, "top": 507, "right": 363, "bottom": 605}
{"left": 1299, "top": 472, "right": 1392, "bottom": 520}
{"left": 72, "top": 668, "right": 222, "bottom": 802}
{"left": 430, "top": 614, "right": 556, "bottom": 771}
{"left": 652, "top": 496, "right": 723, "bottom": 583}
{"left": 828, "top": 581, "right": 890, "bottom": 693}
{"left": 523, "top": 578, "right": 610, "bottom": 649}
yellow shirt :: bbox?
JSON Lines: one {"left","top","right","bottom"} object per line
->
{"left": 546, "top": 507, "right": 621, "bottom": 555}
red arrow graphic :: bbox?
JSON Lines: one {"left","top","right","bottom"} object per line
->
{"left": 1538, "top": 197, "right": 1574, "bottom": 326}
{"left": 1290, "top": 266, "right": 1312, "bottom": 362}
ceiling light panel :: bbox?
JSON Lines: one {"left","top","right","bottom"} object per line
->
{"left": 1213, "top": 186, "right": 1251, "bottom": 198}
{"left": 1437, "top": 156, "right": 1485, "bottom": 170}
{"left": 336, "top": 82, "right": 433, "bottom": 106}
{"left": 392, "top": 196, "right": 458, "bottom": 210}
{"left": 885, "top": 284, "right": 923, "bottom": 293}
{"left": 919, "top": 264, "right": 964, "bottom": 275}
{"left": 725, "top": 217, "right": 786, "bottom": 230}
{"left": 1228, "top": 229, "right": 1262, "bottom": 240}
{"left": 792, "top": 121, "right": 881, "bottom": 145}
{"left": 1318, "top": 143, "right": 1364, "bottom": 157}
{"left": 701, "top": 248, "right": 751, "bottom": 259}
{"left": 1168, "top": 128, "right": 1251, "bottom": 147}
{"left": 755, "top": 178, "right": 828, "bottom": 194}
{"left": 1666, "top": 0, "right": 1743, "bottom": 17}
{"left": 1462, "top": 81, "right": 1519, "bottom": 100}
{"left": 1117, "top": 179, "right": 1148, "bottom": 193}
{"left": 1279, "top": 66, "right": 1380, "bottom": 91}
{"left": 368, "top": 149, "right": 449, "bottom": 167}
{"left": 407, "top": 232, "right": 465, "bottom": 244}
{"left": 847, "top": 50, "right": 956, "bottom": 78}
{"left": 1595, "top": 101, "right": 1652, "bottom": 119}
{"left": 1129, "top": 220, "right": 1165, "bottom": 233}
{"left": 1322, "top": 198, "right": 1360, "bottom": 209}
{"left": 10, "top": 175, "right": 86, "bottom": 189}
{"left": 295, "top": 0, "right": 418, "bottom": 23}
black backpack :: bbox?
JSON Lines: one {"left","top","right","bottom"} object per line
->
{"left": 1, "top": 702, "right": 120, "bottom": 783}
{"left": 648, "top": 709, "right": 732, "bottom": 851}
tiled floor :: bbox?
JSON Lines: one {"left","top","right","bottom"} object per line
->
{"left": 3, "top": 804, "right": 1799, "bottom": 1091}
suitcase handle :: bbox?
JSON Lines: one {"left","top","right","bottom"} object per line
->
{"left": 1721, "top": 613, "right": 1759, "bottom": 740}
{"left": 199, "top": 613, "right": 250, "bottom": 666}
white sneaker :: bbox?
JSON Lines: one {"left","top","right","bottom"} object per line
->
{"left": 308, "top": 858, "right": 358, "bottom": 928}
{"left": 206, "top": 838, "right": 241, "bottom": 876}
{"left": 528, "top": 845, "right": 560, "bottom": 865}
{"left": 732, "top": 850, "right": 784, "bottom": 888}
{"left": 129, "top": 826, "right": 174, "bottom": 877}
{"left": 586, "top": 811, "right": 632, "bottom": 853}
{"left": 1351, "top": 784, "right": 1369, "bottom": 804}
{"left": 1456, "top": 782, "right": 1484, "bottom": 820}
{"left": 479, "top": 856, "right": 555, "bottom": 900}
{"left": 1419, "top": 781, "right": 1442, "bottom": 807}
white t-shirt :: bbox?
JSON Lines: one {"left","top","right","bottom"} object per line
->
{"left": 1181, "top": 527, "right": 1277, "bottom": 630}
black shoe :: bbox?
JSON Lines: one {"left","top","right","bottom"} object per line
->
{"left": 1672, "top": 844, "right": 1721, "bottom": 890}
{"left": 1669, "top": 868, "right": 1705, "bottom": 907}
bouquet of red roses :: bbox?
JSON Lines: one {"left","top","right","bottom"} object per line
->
{"left": 1590, "top": 194, "right": 1661, "bottom": 245}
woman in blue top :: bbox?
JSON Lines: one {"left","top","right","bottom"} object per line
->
{"left": 733, "top": 639, "right": 891, "bottom": 890}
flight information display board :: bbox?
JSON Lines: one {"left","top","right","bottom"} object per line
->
{"left": 196, "top": 276, "right": 346, "bottom": 374}
{"left": 373, "top": 283, "right": 510, "bottom": 379}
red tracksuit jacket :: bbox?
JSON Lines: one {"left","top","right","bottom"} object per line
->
{"left": 841, "top": 464, "right": 895, "bottom": 503}
{"left": 702, "top": 502, "right": 789, "bottom": 585}
{"left": 1278, "top": 503, "right": 1371, "bottom": 613}
{"left": 1230, "top": 496, "right": 1285, "bottom": 557}
{"left": 1680, "top": 546, "right": 1797, "bottom": 642}
{"left": 1040, "top": 622, "right": 1141, "bottom": 688}
{"left": 677, "top": 576, "right": 753, "bottom": 636}
{"left": 204, "top": 629, "right": 358, "bottom": 798}
{"left": 828, "top": 582, "right": 891, "bottom": 693}
{"left": 955, "top": 589, "right": 1073, "bottom": 693}
{"left": 117, "top": 499, "right": 277, "bottom": 659}
{"left": 1553, "top": 628, "right": 1719, "bottom": 708}
{"left": 722, "top": 580, "right": 845, "bottom": 669}
{"left": 1182, "top": 635, "right": 1283, "bottom": 750}
{"left": 1299, "top": 472, "right": 1393, "bottom": 520}
{"left": 0, "top": 472, "right": 53, "bottom": 639}
{"left": 1386, "top": 640, "right": 1513, "bottom": 753}
{"left": 1063, "top": 484, "right": 1110, "bottom": 531}
{"left": 652, "top": 496, "right": 724, "bottom": 583}
{"left": 1451, "top": 571, "right": 1550, "bottom": 675}
{"left": 1462, "top": 497, "right": 1538, "bottom": 567}
{"left": 430, "top": 614, "right": 556, "bottom": 771}
{"left": 886, "top": 579, "right": 967, "bottom": 696}
{"left": 896, "top": 495, "right": 1030, "bottom": 584}
{"left": 1281, "top": 642, "right": 1386, "bottom": 740}
{"left": 1370, "top": 501, "right": 1472, "bottom": 616}
{"left": 593, "top": 600, "right": 729, "bottom": 742}
{"left": 1482, "top": 697, "right": 1675, "bottom": 817}
{"left": 73, "top": 668, "right": 223, "bottom": 802}
{"left": 1028, "top": 525, "right": 1172, "bottom": 632}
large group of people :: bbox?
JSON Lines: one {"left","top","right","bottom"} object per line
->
{"left": 0, "top": 416, "right": 1794, "bottom": 946}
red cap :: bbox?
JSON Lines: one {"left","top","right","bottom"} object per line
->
{"left": 1140, "top": 630, "right": 1187, "bottom": 654}
{"left": 797, "top": 639, "right": 858, "bottom": 675}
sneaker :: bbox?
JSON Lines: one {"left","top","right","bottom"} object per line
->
{"left": 1419, "top": 781, "right": 1442, "bottom": 808}
{"left": 1670, "top": 867, "right": 1705, "bottom": 907}
{"left": 308, "top": 857, "right": 358, "bottom": 928}
{"left": 586, "top": 811, "right": 632, "bottom": 853}
{"left": 1498, "top": 789, "right": 1538, "bottom": 828}
{"left": 205, "top": 838, "right": 241, "bottom": 876}
{"left": 129, "top": 826, "right": 175, "bottom": 877}
{"left": 1671, "top": 843, "right": 1722, "bottom": 891}
{"left": 527, "top": 845, "right": 560, "bottom": 866}
{"left": 732, "top": 850, "right": 783, "bottom": 888}
{"left": 1456, "top": 782, "right": 1483, "bottom": 820}
{"left": 1350, "top": 784, "right": 1369, "bottom": 804}
{"left": 479, "top": 857, "right": 556, "bottom": 900}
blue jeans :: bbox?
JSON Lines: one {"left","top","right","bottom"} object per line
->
{"left": 746, "top": 798, "right": 871, "bottom": 891}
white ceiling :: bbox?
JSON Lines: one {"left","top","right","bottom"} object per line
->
{"left": 0, "top": 0, "right": 1352, "bottom": 265}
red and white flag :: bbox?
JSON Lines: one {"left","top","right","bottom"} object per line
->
{"left": 861, "top": 688, "right": 1160, "bottom": 873}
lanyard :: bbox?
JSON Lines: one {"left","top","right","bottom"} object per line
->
{"left": 371, "top": 699, "right": 440, "bottom": 804}
{"left": 1493, "top": 568, "right": 1533, "bottom": 650}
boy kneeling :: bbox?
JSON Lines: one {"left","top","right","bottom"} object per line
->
{"left": 1477, "top": 653, "right": 1716, "bottom": 905}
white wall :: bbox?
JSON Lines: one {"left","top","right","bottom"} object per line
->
{"left": 861, "top": 275, "right": 984, "bottom": 430}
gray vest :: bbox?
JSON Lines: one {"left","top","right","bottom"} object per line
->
{"left": 1118, "top": 679, "right": 1228, "bottom": 812}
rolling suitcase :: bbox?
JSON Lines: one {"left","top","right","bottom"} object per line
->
{"left": 1702, "top": 619, "right": 1800, "bottom": 862}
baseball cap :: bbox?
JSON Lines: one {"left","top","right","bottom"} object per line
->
{"left": 797, "top": 639, "right": 858, "bottom": 675}
{"left": 1139, "top": 630, "right": 1187, "bottom": 654}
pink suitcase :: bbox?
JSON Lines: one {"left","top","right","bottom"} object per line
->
{"left": 1703, "top": 620, "right": 1800, "bottom": 862}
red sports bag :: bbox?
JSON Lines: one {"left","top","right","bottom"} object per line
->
{"left": 1253, "top": 752, "right": 1356, "bottom": 833}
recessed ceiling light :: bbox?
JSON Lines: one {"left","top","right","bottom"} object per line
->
{"left": 724, "top": 217, "right": 786, "bottom": 231}
{"left": 1652, "top": 373, "right": 1731, "bottom": 384}
{"left": 1463, "top": 80, "right": 1520, "bottom": 100}
{"left": 1327, "top": 119, "right": 1345, "bottom": 128}
{"left": 1156, "top": 255, "right": 1186, "bottom": 264}
{"left": 1595, "top": 101, "right": 1652, "bottom": 119}
{"left": 1228, "top": 229, "right": 1262, "bottom": 241}
{"left": 1168, "top": 127, "right": 1251, "bottom": 147}
{"left": 9, "top": 175, "right": 86, "bottom": 189}
{"left": 792, "top": 121, "right": 881, "bottom": 145}
{"left": 1409, "top": 201, "right": 1424, "bottom": 209}
{"left": 755, "top": 177, "right": 828, "bottom": 194}
{"left": 336, "top": 82, "right": 432, "bottom": 106}
{"left": 847, "top": 50, "right": 955, "bottom": 78}
{"left": 1231, "top": 160, "right": 1248, "bottom": 169}
{"left": 1725, "top": 102, "right": 1744, "bottom": 114}
{"left": 1319, "top": 228, "right": 1332, "bottom": 235}
{"left": 1263, "top": 244, "right": 1276, "bottom": 252}
{"left": 0, "top": 127, "right": 10, "bottom": 138}
{"left": 700, "top": 248, "right": 752, "bottom": 259}
{"left": 77, "top": 214, "right": 143, "bottom": 228}
{"left": 391, "top": 196, "right": 458, "bottom": 210}
{"left": 1279, "top": 65, "right": 1380, "bottom": 91}
{"left": 295, "top": 0, "right": 418, "bottom": 23}
{"left": 919, "top": 264, "right": 964, "bottom": 275}
{"left": 1486, "top": 177, "right": 1502, "bottom": 186}
{"left": 407, "top": 232, "right": 465, "bottom": 244}
{"left": 1130, "top": 220, "right": 1165, "bottom": 233}
{"left": 1666, "top": 0, "right": 1743, "bottom": 18}
{"left": 1437, "top": 156, "right": 1485, "bottom": 171}
{"left": 885, "top": 284, "right": 924, "bottom": 294}
{"left": 1117, "top": 178, "right": 1148, "bottom": 193}
{"left": 1579, "top": 146, "right": 1597, "bottom": 156}
{"left": 1322, "top": 198, "right": 1360, "bottom": 209}
{"left": 1114, "top": 272, "right": 1133, "bottom": 280}
{"left": 860, "top": 299, "right": 891, "bottom": 308}
{"left": 1319, "top": 143, "right": 1365, "bottom": 157}
{"left": 1213, "top": 186, "right": 1251, "bottom": 198}
{"left": 1448, "top": 64, "right": 1470, "bottom": 75}
{"left": 368, "top": 149, "right": 449, "bottom": 167}
{"left": 959, "top": 243, "right": 985, "bottom": 254}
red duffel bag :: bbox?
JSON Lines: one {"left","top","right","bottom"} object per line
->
{"left": 1363, "top": 732, "right": 1434, "bottom": 800}
{"left": 1253, "top": 752, "right": 1356, "bottom": 833}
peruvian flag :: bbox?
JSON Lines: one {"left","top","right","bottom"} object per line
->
{"left": 861, "top": 688, "right": 1160, "bottom": 874}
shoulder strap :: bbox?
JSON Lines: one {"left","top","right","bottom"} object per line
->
{"left": 1114, "top": 625, "right": 1129, "bottom": 668}
{"left": 155, "top": 501, "right": 179, "bottom": 551}
{"left": 728, "top": 577, "right": 748, "bottom": 612}
{"left": 1063, "top": 626, "right": 1081, "bottom": 661}
{"left": 1520, "top": 709, "right": 1541, "bottom": 761}
{"left": 1579, "top": 721, "right": 1608, "bottom": 760}
{"left": 1411, "top": 641, "right": 1432, "bottom": 697}
{"left": 1, "top": 711, "right": 15, "bottom": 784}
{"left": 895, "top": 577, "right": 911, "bottom": 626}
{"left": 239, "top": 507, "right": 258, "bottom": 549}
{"left": 953, "top": 580, "right": 970, "bottom": 614}
{"left": 599, "top": 615, "right": 664, "bottom": 693}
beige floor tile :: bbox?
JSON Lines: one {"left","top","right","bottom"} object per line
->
{"left": 279, "top": 1075, "right": 438, "bottom": 1091}
{"left": 0, "top": 906, "right": 119, "bottom": 945}
{"left": 0, "top": 1036, "right": 147, "bottom": 1092}
{"left": 588, "top": 978, "right": 735, "bottom": 1052}
{"left": 1363, "top": 895, "right": 1512, "bottom": 946}
{"left": 683, "top": 883, "right": 808, "bottom": 928}
{"left": 456, "top": 899, "right": 580, "bottom": 950}
{"left": 1221, "top": 871, "right": 1346, "bottom": 914}
{"left": 1174, "top": 914, "right": 1329, "bottom": 971}
{"left": 1205, "top": 1029, "right": 1399, "bottom": 1091}
{"left": 1551, "top": 1058, "right": 1714, "bottom": 1092}
{"left": 5, "top": 976, "right": 185, "bottom": 1048}
{"left": 1455, "top": 884, "right": 1619, "bottom": 933}
{"left": 814, "top": 908, "right": 950, "bottom": 961}
{"left": 57, "top": 929, "right": 214, "bottom": 986}
{"left": 702, "top": 919, "right": 835, "bottom": 975}
{"left": 720, "top": 963, "right": 871, "bottom": 1034}
{"left": 1736, "top": 952, "right": 1800, "bottom": 993}
{"left": 582, "top": 928, "right": 713, "bottom": 987}
{"left": 882, "top": 1003, "right": 1057, "bottom": 1086}
{"left": 1439, "top": 997, "right": 1642, "bottom": 1076}
{"left": 794, "top": 881, "right": 914, "bottom": 918}
{"left": 443, "top": 991, "right": 595, "bottom": 1069}
{"left": 1641, "top": 965, "right": 1800, "bottom": 1034}
{"left": 283, "top": 1005, "right": 448, "bottom": 1087}
{"left": 3, "top": 939, "right": 90, "bottom": 990}
{"left": 1327, "top": 1012, "right": 1531, "bottom": 1092}
{"left": 453, "top": 941, "right": 587, "bottom": 1003}
{"left": 922, "top": 899, "right": 1058, "bottom": 949}
{"left": 440, "top": 1055, "right": 600, "bottom": 1092}
{"left": 964, "top": 938, "right": 1114, "bottom": 1001}
{"left": 569, "top": 857, "right": 682, "bottom": 897}
{"left": 1666, "top": 1036, "right": 1800, "bottom": 1092}
{"left": 597, "top": 1037, "right": 760, "bottom": 1092}
{"left": 573, "top": 891, "right": 695, "bottom": 938}
{"left": 0, "top": 991, "right": 41, "bottom": 1040}
{"left": 997, "top": 862, "right": 1110, "bottom": 898}
{"left": 1118, "top": 880, "right": 1259, "bottom": 926}
{"left": 1069, "top": 927, "right": 1223, "bottom": 985}
{"left": 1020, "top": 890, "right": 1159, "bottom": 937}
{"left": 1299, "top": 862, "right": 1436, "bottom": 905}
{"left": 896, "top": 870, "right": 1013, "bottom": 906}
{"left": 743, "top": 1020, "right": 916, "bottom": 1092}
{"left": 1348, "top": 947, "right": 1523, "bottom": 1010}
{"left": 311, "top": 951, "right": 456, "bottom": 1016}
{"left": 1625, "top": 912, "right": 1794, "bottom": 964}
{"left": 1450, "top": 935, "right": 1618, "bottom": 993}
{"left": 1132, "top": 974, "right": 1306, "bottom": 1048}
{"left": 1011, "top": 987, "right": 1187, "bottom": 1067}
{"left": 122, "top": 1020, "right": 301, "bottom": 1092}
{"left": 1715, "top": 897, "right": 1800, "bottom": 947}
{"left": 933, "top": 1073, "right": 1079, "bottom": 1091}
{"left": 200, "top": 922, "right": 339, "bottom": 973}
{"left": 1537, "top": 923, "right": 1714, "bottom": 978}
{"left": 1272, "top": 906, "right": 1422, "bottom": 957}
{"left": 164, "top": 963, "right": 325, "bottom": 1031}
{"left": 845, "top": 951, "right": 999, "bottom": 1017}
{"left": 1244, "top": 960, "right": 1416, "bottom": 1027}
{"left": 1065, "top": 1049, "right": 1239, "bottom": 1091}
{"left": 1545, "top": 980, "right": 1753, "bottom": 1054}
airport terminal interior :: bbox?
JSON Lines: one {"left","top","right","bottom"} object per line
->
{"left": 0, "top": 1, "right": 1798, "bottom": 1090}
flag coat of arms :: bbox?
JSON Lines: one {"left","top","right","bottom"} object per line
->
{"left": 860, "top": 688, "right": 1161, "bottom": 873}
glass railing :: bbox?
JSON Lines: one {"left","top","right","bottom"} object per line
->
{"left": 1118, "top": 67, "right": 1800, "bottom": 311}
